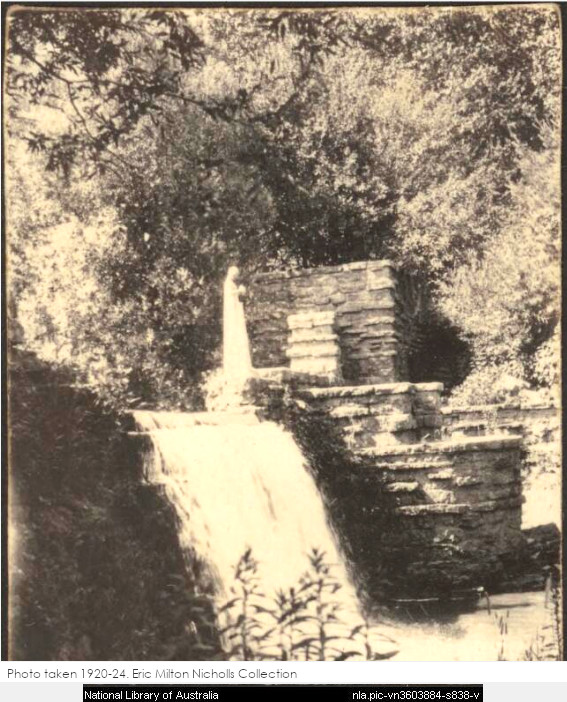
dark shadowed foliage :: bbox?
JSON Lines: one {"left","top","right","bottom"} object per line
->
{"left": 408, "top": 316, "right": 472, "bottom": 392}
{"left": 8, "top": 346, "right": 223, "bottom": 661}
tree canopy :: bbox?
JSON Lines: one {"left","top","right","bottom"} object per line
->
{"left": 6, "top": 6, "right": 561, "bottom": 407}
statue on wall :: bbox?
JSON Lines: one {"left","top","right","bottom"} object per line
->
{"left": 222, "top": 266, "right": 253, "bottom": 385}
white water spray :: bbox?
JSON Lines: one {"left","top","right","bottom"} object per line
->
{"left": 133, "top": 410, "right": 358, "bottom": 606}
{"left": 129, "top": 267, "right": 390, "bottom": 657}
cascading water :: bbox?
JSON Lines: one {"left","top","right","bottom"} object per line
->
{"left": 133, "top": 409, "right": 359, "bottom": 610}
{"left": 130, "top": 267, "right": 396, "bottom": 659}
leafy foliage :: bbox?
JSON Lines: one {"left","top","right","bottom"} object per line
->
{"left": 8, "top": 348, "right": 222, "bottom": 660}
{"left": 219, "top": 548, "right": 397, "bottom": 661}
{"left": 6, "top": 6, "right": 561, "bottom": 406}
{"left": 7, "top": 8, "right": 206, "bottom": 176}
{"left": 440, "top": 135, "right": 560, "bottom": 389}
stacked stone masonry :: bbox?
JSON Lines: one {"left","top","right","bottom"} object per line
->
{"left": 291, "top": 381, "right": 525, "bottom": 597}
{"left": 443, "top": 404, "right": 559, "bottom": 444}
{"left": 443, "top": 403, "right": 560, "bottom": 486}
{"left": 247, "top": 261, "right": 412, "bottom": 385}
{"left": 244, "top": 260, "right": 546, "bottom": 599}
{"left": 287, "top": 311, "right": 342, "bottom": 381}
{"left": 295, "top": 382, "right": 443, "bottom": 448}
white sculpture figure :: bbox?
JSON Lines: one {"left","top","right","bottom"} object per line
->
{"left": 223, "top": 266, "right": 253, "bottom": 384}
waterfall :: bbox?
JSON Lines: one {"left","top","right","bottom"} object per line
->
{"left": 128, "top": 269, "right": 400, "bottom": 659}
{"left": 133, "top": 410, "right": 359, "bottom": 608}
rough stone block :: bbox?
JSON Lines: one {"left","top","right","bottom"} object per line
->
{"left": 366, "top": 263, "right": 396, "bottom": 290}
{"left": 290, "top": 357, "right": 341, "bottom": 378}
{"left": 383, "top": 481, "right": 420, "bottom": 493}
{"left": 428, "top": 469, "right": 454, "bottom": 481}
{"left": 286, "top": 341, "right": 341, "bottom": 359}
{"left": 287, "top": 310, "right": 336, "bottom": 329}
{"left": 289, "top": 327, "right": 336, "bottom": 343}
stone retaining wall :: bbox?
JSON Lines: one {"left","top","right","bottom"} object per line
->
{"left": 356, "top": 436, "right": 524, "bottom": 596}
{"left": 246, "top": 261, "right": 413, "bottom": 384}
{"left": 444, "top": 402, "right": 561, "bottom": 531}
{"left": 286, "top": 380, "right": 527, "bottom": 598}
{"left": 444, "top": 403, "right": 559, "bottom": 440}
{"left": 295, "top": 382, "right": 443, "bottom": 448}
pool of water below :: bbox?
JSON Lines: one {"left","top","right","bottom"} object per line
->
{"left": 375, "top": 591, "right": 556, "bottom": 661}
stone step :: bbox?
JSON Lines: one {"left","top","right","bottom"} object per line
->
{"left": 253, "top": 367, "right": 334, "bottom": 387}
{"left": 365, "top": 460, "right": 454, "bottom": 472}
{"left": 358, "top": 433, "right": 522, "bottom": 458}
{"left": 383, "top": 481, "right": 421, "bottom": 493}
{"left": 289, "top": 358, "right": 342, "bottom": 377}
{"left": 449, "top": 420, "right": 524, "bottom": 436}
{"left": 286, "top": 341, "right": 340, "bottom": 359}
{"left": 288, "top": 328, "right": 337, "bottom": 343}
{"left": 296, "top": 381, "right": 443, "bottom": 401}
{"left": 287, "top": 310, "right": 336, "bottom": 329}
{"left": 395, "top": 496, "right": 523, "bottom": 516}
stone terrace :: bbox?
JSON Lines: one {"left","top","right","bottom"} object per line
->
{"left": 245, "top": 260, "right": 535, "bottom": 599}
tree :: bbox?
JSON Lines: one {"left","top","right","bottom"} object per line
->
{"left": 6, "top": 8, "right": 205, "bottom": 175}
{"left": 6, "top": 6, "right": 561, "bottom": 406}
{"left": 6, "top": 7, "right": 346, "bottom": 177}
{"left": 6, "top": 7, "right": 346, "bottom": 406}
{"left": 439, "top": 130, "right": 560, "bottom": 388}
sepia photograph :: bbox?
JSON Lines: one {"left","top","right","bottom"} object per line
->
{"left": 3, "top": 3, "right": 563, "bottom": 662}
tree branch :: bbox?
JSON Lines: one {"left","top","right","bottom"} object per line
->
{"left": 66, "top": 84, "right": 139, "bottom": 175}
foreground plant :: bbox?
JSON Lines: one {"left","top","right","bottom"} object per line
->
{"left": 218, "top": 547, "right": 398, "bottom": 661}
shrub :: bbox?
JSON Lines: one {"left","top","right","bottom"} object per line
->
{"left": 8, "top": 347, "right": 222, "bottom": 660}
{"left": 218, "top": 548, "right": 398, "bottom": 661}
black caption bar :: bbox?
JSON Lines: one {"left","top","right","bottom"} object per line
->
{"left": 84, "top": 685, "right": 483, "bottom": 702}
